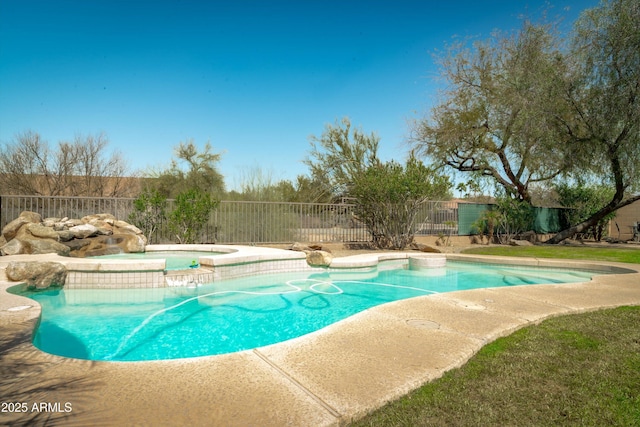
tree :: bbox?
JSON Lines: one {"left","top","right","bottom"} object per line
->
{"left": 0, "top": 131, "right": 132, "bottom": 196}
{"left": 305, "top": 118, "right": 452, "bottom": 249}
{"left": 554, "top": 183, "right": 615, "bottom": 241}
{"left": 149, "top": 140, "right": 225, "bottom": 198}
{"left": 288, "top": 175, "right": 334, "bottom": 203}
{"left": 128, "top": 188, "right": 167, "bottom": 244}
{"left": 351, "top": 156, "right": 451, "bottom": 249}
{"left": 168, "top": 188, "right": 218, "bottom": 244}
{"left": 411, "top": 22, "right": 571, "bottom": 204}
{"left": 304, "top": 117, "right": 380, "bottom": 200}
{"left": 546, "top": 0, "right": 640, "bottom": 243}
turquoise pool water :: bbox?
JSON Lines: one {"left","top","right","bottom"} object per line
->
{"left": 91, "top": 251, "right": 225, "bottom": 270}
{"left": 13, "top": 261, "right": 601, "bottom": 362}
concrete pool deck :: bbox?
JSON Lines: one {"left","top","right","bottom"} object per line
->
{"left": 1, "top": 251, "right": 639, "bottom": 426}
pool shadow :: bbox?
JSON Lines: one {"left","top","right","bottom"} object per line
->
{"left": 34, "top": 321, "right": 90, "bottom": 360}
{"left": 0, "top": 321, "right": 106, "bottom": 426}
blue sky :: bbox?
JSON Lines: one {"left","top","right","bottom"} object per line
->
{"left": 0, "top": 0, "right": 597, "bottom": 191}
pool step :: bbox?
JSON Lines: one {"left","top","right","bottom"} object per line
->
{"left": 165, "top": 267, "right": 215, "bottom": 287}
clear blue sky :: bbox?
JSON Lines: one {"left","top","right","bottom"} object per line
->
{"left": 0, "top": 0, "right": 597, "bottom": 191}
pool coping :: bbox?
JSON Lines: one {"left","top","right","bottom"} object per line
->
{"left": 1, "top": 247, "right": 639, "bottom": 426}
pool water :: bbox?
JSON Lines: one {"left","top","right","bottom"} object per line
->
{"left": 14, "top": 261, "right": 600, "bottom": 362}
{"left": 91, "top": 251, "right": 224, "bottom": 270}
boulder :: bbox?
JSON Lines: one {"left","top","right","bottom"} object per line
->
{"left": 83, "top": 213, "right": 116, "bottom": 224}
{"left": 42, "top": 217, "right": 61, "bottom": 227}
{"left": 289, "top": 242, "right": 331, "bottom": 253}
{"left": 2, "top": 216, "right": 30, "bottom": 241}
{"left": 56, "top": 230, "right": 75, "bottom": 242}
{"left": 26, "top": 223, "right": 60, "bottom": 240}
{"left": 95, "top": 226, "right": 114, "bottom": 236}
{"left": 18, "top": 211, "right": 42, "bottom": 223}
{"left": 409, "top": 242, "right": 442, "bottom": 253}
{"left": 65, "top": 218, "right": 84, "bottom": 227}
{"left": 515, "top": 231, "right": 538, "bottom": 244}
{"left": 509, "top": 239, "right": 534, "bottom": 247}
{"left": 0, "top": 211, "right": 148, "bottom": 257}
{"left": 289, "top": 242, "right": 312, "bottom": 253}
{"left": 114, "top": 220, "right": 142, "bottom": 235}
{"left": 6, "top": 261, "right": 67, "bottom": 290}
{"left": 23, "top": 238, "right": 71, "bottom": 256}
{"left": 66, "top": 233, "right": 146, "bottom": 257}
{"left": 62, "top": 238, "right": 93, "bottom": 252}
{"left": 121, "top": 233, "right": 147, "bottom": 252}
{"left": 1, "top": 238, "right": 26, "bottom": 256}
{"left": 306, "top": 250, "right": 333, "bottom": 267}
{"left": 52, "top": 221, "right": 67, "bottom": 231}
{"left": 69, "top": 224, "right": 99, "bottom": 239}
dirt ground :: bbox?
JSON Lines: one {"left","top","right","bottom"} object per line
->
{"left": 263, "top": 235, "right": 480, "bottom": 257}
{"left": 263, "top": 235, "right": 640, "bottom": 258}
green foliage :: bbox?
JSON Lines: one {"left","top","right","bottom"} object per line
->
{"left": 569, "top": 0, "right": 640, "bottom": 190}
{"left": 128, "top": 188, "right": 167, "bottom": 244}
{"left": 350, "top": 156, "right": 451, "bottom": 249}
{"left": 494, "top": 197, "right": 535, "bottom": 242}
{"left": 455, "top": 179, "right": 483, "bottom": 199}
{"left": 471, "top": 197, "right": 534, "bottom": 244}
{"left": 545, "top": 0, "right": 640, "bottom": 243}
{"left": 411, "top": 22, "right": 569, "bottom": 203}
{"left": 168, "top": 188, "right": 219, "bottom": 244}
{"left": 149, "top": 140, "right": 225, "bottom": 198}
{"left": 471, "top": 208, "right": 502, "bottom": 244}
{"left": 555, "top": 183, "right": 616, "bottom": 240}
{"left": 414, "top": 0, "right": 639, "bottom": 243}
{"left": 304, "top": 117, "right": 380, "bottom": 199}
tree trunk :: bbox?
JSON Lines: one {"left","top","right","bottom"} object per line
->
{"left": 545, "top": 194, "right": 640, "bottom": 244}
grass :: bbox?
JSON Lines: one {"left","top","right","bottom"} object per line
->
{"left": 461, "top": 244, "right": 640, "bottom": 264}
{"left": 349, "top": 245, "right": 640, "bottom": 426}
{"left": 350, "top": 306, "right": 640, "bottom": 427}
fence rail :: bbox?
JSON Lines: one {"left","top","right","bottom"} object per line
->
{"left": 0, "top": 195, "right": 463, "bottom": 244}
{"left": 0, "top": 195, "right": 569, "bottom": 245}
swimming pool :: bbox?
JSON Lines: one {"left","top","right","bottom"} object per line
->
{"left": 12, "top": 260, "right": 605, "bottom": 362}
{"left": 91, "top": 250, "right": 225, "bottom": 270}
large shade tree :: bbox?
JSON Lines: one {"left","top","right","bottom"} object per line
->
{"left": 546, "top": 0, "right": 640, "bottom": 243}
{"left": 412, "top": 0, "right": 640, "bottom": 244}
{"left": 411, "top": 22, "right": 571, "bottom": 204}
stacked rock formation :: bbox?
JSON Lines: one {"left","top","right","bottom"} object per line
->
{"left": 0, "top": 211, "right": 147, "bottom": 258}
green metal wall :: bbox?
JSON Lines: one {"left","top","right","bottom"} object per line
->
{"left": 458, "top": 203, "right": 567, "bottom": 235}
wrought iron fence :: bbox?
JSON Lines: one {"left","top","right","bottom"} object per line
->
{"left": 0, "top": 195, "right": 135, "bottom": 224}
{"left": 0, "top": 195, "right": 460, "bottom": 244}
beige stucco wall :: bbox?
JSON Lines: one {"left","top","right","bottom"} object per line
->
{"left": 609, "top": 199, "right": 640, "bottom": 240}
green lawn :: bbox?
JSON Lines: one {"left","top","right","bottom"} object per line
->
{"left": 462, "top": 244, "right": 640, "bottom": 264}
{"left": 350, "top": 306, "right": 640, "bottom": 427}
{"left": 350, "top": 245, "right": 640, "bottom": 426}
